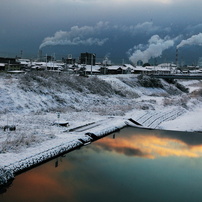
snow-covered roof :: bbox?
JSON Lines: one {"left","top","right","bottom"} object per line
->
{"left": 17, "top": 59, "right": 31, "bottom": 65}
{"left": 158, "top": 63, "right": 177, "bottom": 67}
{"left": 0, "top": 63, "right": 6, "bottom": 67}
{"left": 121, "top": 66, "right": 132, "bottom": 70}
{"left": 132, "top": 66, "right": 171, "bottom": 72}
{"left": 32, "top": 62, "right": 46, "bottom": 65}
{"left": 19, "top": 61, "right": 29, "bottom": 65}
{"left": 123, "top": 64, "right": 135, "bottom": 68}
{"left": 84, "top": 65, "right": 100, "bottom": 72}
{"left": 17, "top": 59, "right": 30, "bottom": 62}
{"left": 145, "top": 66, "right": 170, "bottom": 71}
{"left": 107, "top": 65, "right": 122, "bottom": 70}
{"left": 133, "top": 66, "right": 150, "bottom": 71}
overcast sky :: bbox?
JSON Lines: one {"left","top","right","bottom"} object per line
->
{"left": 1, "top": 0, "right": 202, "bottom": 65}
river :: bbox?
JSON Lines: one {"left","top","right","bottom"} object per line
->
{"left": 1, "top": 127, "right": 202, "bottom": 202}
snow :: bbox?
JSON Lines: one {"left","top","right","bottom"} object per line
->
{"left": 178, "top": 80, "right": 202, "bottom": 93}
{"left": 159, "top": 104, "right": 202, "bottom": 132}
{"left": 0, "top": 72, "right": 202, "bottom": 184}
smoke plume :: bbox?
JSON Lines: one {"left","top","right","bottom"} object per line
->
{"left": 39, "top": 21, "right": 109, "bottom": 49}
{"left": 128, "top": 35, "right": 174, "bottom": 65}
{"left": 177, "top": 33, "right": 202, "bottom": 49}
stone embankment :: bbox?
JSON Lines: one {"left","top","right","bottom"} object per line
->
{"left": 0, "top": 108, "right": 185, "bottom": 185}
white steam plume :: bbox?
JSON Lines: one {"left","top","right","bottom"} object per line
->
{"left": 39, "top": 21, "right": 109, "bottom": 49}
{"left": 128, "top": 35, "right": 174, "bottom": 65}
{"left": 177, "top": 33, "right": 202, "bottom": 49}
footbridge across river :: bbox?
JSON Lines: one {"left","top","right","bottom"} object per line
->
{"left": 150, "top": 74, "right": 202, "bottom": 80}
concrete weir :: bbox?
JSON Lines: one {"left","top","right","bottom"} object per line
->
{"left": 0, "top": 107, "right": 186, "bottom": 185}
{"left": 0, "top": 118, "right": 128, "bottom": 186}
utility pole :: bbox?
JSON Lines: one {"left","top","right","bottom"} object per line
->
{"left": 91, "top": 53, "right": 95, "bottom": 75}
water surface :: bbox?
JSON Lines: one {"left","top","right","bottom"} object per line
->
{"left": 1, "top": 127, "right": 202, "bottom": 202}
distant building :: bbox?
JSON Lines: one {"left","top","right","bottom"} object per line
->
{"left": 0, "top": 63, "right": 6, "bottom": 71}
{"left": 0, "top": 57, "right": 18, "bottom": 64}
{"left": 80, "top": 52, "right": 96, "bottom": 65}
{"left": 63, "top": 54, "right": 76, "bottom": 65}
{"left": 0, "top": 57, "right": 21, "bottom": 71}
{"left": 79, "top": 65, "right": 100, "bottom": 75}
{"left": 63, "top": 58, "right": 76, "bottom": 64}
{"left": 133, "top": 65, "right": 171, "bottom": 75}
{"left": 99, "top": 65, "right": 132, "bottom": 74}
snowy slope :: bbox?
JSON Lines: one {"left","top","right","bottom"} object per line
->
{"left": 0, "top": 72, "right": 202, "bottom": 184}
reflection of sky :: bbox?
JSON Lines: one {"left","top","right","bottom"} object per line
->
{"left": 2, "top": 128, "right": 202, "bottom": 201}
{"left": 2, "top": 160, "right": 75, "bottom": 201}
{"left": 95, "top": 128, "right": 202, "bottom": 159}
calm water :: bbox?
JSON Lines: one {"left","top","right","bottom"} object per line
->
{"left": 1, "top": 127, "right": 202, "bottom": 202}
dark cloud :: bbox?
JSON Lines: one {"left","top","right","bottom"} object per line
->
{"left": 95, "top": 141, "right": 149, "bottom": 157}
{"left": 158, "top": 130, "right": 202, "bottom": 146}
{"left": 116, "top": 147, "right": 146, "bottom": 157}
{"left": 1, "top": 0, "right": 202, "bottom": 64}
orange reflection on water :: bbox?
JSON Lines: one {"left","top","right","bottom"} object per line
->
{"left": 7, "top": 159, "right": 75, "bottom": 201}
{"left": 97, "top": 132, "right": 202, "bottom": 159}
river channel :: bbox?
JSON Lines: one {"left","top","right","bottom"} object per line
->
{"left": 1, "top": 127, "right": 202, "bottom": 202}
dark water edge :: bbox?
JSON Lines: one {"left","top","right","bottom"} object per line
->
{"left": 0, "top": 124, "right": 123, "bottom": 187}
{"left": 1, "top": 127, "right": 202, "bottom": 202}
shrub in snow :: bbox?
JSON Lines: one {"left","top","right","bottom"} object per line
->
{"left": 137, "top": 75, "right": 163, "bottom": 88}
{"left": 91, "top": 104, "right": 134, "bottom": 116}
{"left": 175, "top": 82, "right": 189, "bottom": 93}
{"left": 163, "top": 95, "right": 188, "bottom": 108}
{"left": 0, "top": 131, "right": 56, "bottom": 153}
{"left": 190, "top": 89, "right": 202, "bottom": 98}
{"left": 163, "top": 78, "right": 176, "bottom": 84}
{"left": 163, "top": 78, "right": 189, "bottom": 93}
{"left": 118, "top": 77, "right": 138, "bottom": 88}
{"left": 136, "top": 102, "right": 155, "bottom": 110}
{"left": 18, "top": 72, "right": 126, "bottom": 97}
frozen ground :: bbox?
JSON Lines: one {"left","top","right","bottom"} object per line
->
{"left": 0, "top": 72, "right": 201, "bottom": 184}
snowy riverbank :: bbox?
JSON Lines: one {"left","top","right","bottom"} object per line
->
{"left": 0, "top": 72, "right": 202, "bottom": 184}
